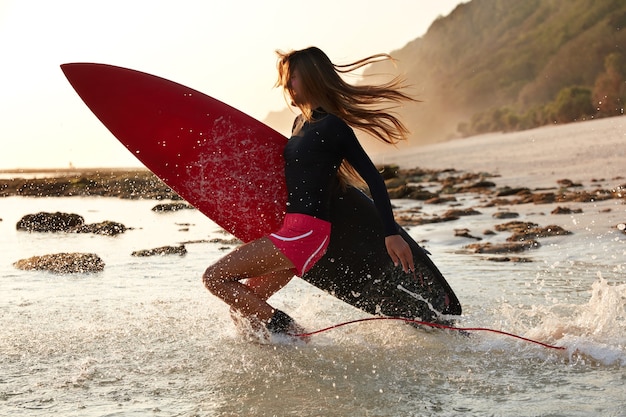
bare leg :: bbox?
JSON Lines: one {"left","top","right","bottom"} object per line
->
{"left": 202, "top": 237, "right": 295, "bottom": 323}
{"left": 245, "top": 269, "right": 295, "bottom": 301}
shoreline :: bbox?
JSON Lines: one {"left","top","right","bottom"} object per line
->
{"left": 0, "top": 117, "right": 623, "bottom": 203}
{"left": 0, "top": 167, "right": 148, "bottom": 176}
{"left": 373, "top": 116, "right": 625, "bottom": 189}
{"left": 0, "top": 169, "right": 177, "bottom": 199}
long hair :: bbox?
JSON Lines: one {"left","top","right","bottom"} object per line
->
{"left": 276, "top": 47, "right": 415, "bottom": 187}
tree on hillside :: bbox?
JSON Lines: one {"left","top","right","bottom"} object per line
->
{"left": 592, "top": 52, "right": 626, "bottom": 117}
{"left": 459, "top": 86, "right": 595, "bottom": 136}
{"left": 547, "top": 86, "right": 594, "bottom": 123}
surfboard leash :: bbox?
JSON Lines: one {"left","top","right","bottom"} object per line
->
{"left": 292, "top": 317, "right": 566, "bottom": 351}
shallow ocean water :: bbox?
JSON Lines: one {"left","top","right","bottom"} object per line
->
{"left": 1, "top": 185, "right": 625, "bottom": 416}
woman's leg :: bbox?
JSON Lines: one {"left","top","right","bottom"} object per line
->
{"left": 202, "top": 237, "right": 295, "bottom": 323}
{"left": 245, "top": 269, "right": 295, "bottom": 301}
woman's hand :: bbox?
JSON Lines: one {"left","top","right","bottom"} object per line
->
{"left": 385, "top": 235, "right": 415, "bottom": 274}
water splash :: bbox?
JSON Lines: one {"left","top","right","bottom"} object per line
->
{"left": 520, "top": 273, "right": 625, "bottom": 365}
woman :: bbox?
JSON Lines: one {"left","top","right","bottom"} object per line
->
{"left": 203, "top": 46, "right": 415, "bottom": 337}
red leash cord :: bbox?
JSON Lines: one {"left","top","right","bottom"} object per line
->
{"left": 293, "top": 317, "right": 566, "bottom": 351}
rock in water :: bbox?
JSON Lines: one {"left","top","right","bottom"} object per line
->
{"left": 131, "top": 245, "right": 187, "bottom": 257}
{"left": 74, "top": 221, "right": 128, "bottom": 236}
{"left": 13, "top": 253, "right": 105, "bottom": 273}
{"left": 16, "top": 213, "right": 128, "bottom": 235}
{"left": 16, "top": 212, "right": 84, "bottom": 232}
{"left": 151, "top": 202, "right": 195, "bottom": 212}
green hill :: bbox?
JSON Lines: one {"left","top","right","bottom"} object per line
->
{"left": 364, "top": 0, "right": 626, "bottom": 144}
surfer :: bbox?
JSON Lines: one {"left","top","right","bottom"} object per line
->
{"left": 203, "top": 46, "right": 416, "bottom": 337}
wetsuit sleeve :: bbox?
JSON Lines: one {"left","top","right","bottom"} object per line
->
{"left": 336, "top": 123, "right": 400, "bottom": 236}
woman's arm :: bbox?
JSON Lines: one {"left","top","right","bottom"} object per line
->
{"left": 339, "top": 126, "right": 415, "bottom": 273}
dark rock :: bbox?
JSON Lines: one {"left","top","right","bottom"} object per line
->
{"left": 384, "top": 177, "right": 406, "bottom": 189}
{"left": 496, "top": 187, "right": 532, "bottom": 197}
{"left": 395, "top": 212, "right": 459, "bottom": 227}
{"left": 531, "top": 192, "right": 556, "bottom": 204}
{"left": 179, "top": 237, "right": 242, "bottom": 245}
{"left": 152, "top": 202, "right": 195, "bottom": 212}
{"left": 74, "top": 221, "right": 128, "bottom": 236}
{"left": 508, "top": 225, "right": 572, "bottom": 241}
{"left": 558, "top": 190, "right": 612, "bottom": 203}
{"left": 457, "top": 180, "right": 497, "bottom": 193}
{"left": 485, "top": 256, "right": 533, "bottom": 263}
{"left": 395, "top": 214, "right": 427, "bottom": 227}
{"left": 551, "top": 206, "right": 583, "bottom": 215}
{"left": 492, "top": 211, "right": 519, "bottom": 219}
{"left": 378, "top": 165, "right": 400, "bottom": 180}
{"left": 557, "top": 179, "right": 582, "bottom": 187}
{"left": 406, "top": 187, "right": 439, "bottom": 200}
{"left": 442, "top": 208, "right": 481, "bottom": 217}
{"left": 483, "top": 198, "right": 515, "bottom": 207}
{"left": 494, "top": 221, "right": 538, "bottom": 233}
{"left": 465, "top": 240, "right": 540, "bottom": 254}
{"left": 16, "top": 212, "right": 84, "bottom": 232}
{"left": 13, "top": 253, "right": 105, "bottom": 273}
{"left": 16, "top": 212, "right": 128, "bottom": 235}
{"left": 507, "top": 189, "right": 617, "bottom": 206}
{"left": 424, "top": 196, "right": 457, "bottom": 204}
{"left": 208, "top": 237, "right": 242, "bottom": 245}
{"left": 386, "top": 185, "right": 407, "bottom": 199}
{"left": 131, "top": 245, "right": 187, "bottom": 257}
{"left": 454, "top": 228, "right": 482, "bottom": 240}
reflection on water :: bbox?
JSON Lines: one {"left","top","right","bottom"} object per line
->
{"left": 0, "top": 196, "right": 624, "bottom": 416}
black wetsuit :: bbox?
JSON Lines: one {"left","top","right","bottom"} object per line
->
{"left": 283, "top": 108, "right": 398, "bottom": 236}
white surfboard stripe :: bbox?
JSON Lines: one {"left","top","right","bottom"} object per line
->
{"left": 269, "top": 230, "right": 313, "bottom": 242}
{"left": 302, "top": 236, "right": 329, "bottom": 273}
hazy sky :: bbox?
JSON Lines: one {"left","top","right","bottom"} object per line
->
{"left": 0, "top": 0, "right": 465, "bottom": 169}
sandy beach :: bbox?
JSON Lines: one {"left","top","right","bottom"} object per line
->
{"left": 373, "top": 116, "right": 625, "bottom": 189}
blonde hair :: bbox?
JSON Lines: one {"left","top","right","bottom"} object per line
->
{"left": 276, "top": 46, "right": 415, "bottom": 186}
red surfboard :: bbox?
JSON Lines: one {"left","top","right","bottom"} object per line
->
{"left": 62, "top": 63, "right": 461, "bottom": 322}
{"left": 61, "top": 63, "right": 285, "bottom": 242}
